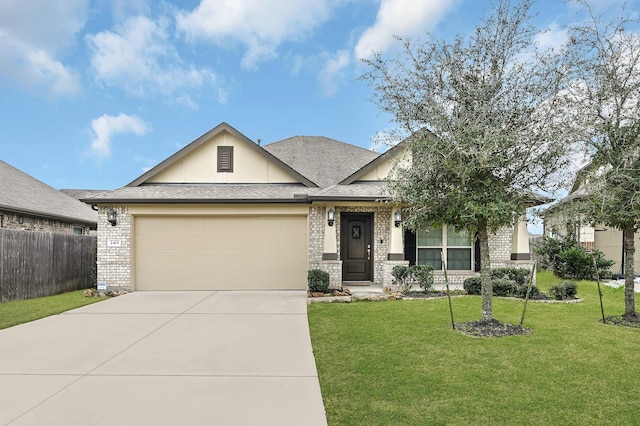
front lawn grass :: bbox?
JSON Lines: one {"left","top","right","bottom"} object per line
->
{"left": 308, "top": 271, "right": 640, "bottom": 425}
{"left": 0, "top": 290, "right": 105, "bottom": 330}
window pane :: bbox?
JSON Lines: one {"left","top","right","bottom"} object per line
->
{"left": 447, "top": 248, "right": 471, "bottom": 270}
{"left": 447, "top": 229, "right": 471, "bottom": 246}
{"left": 417, "top": 229, "right": 442, "bottom": 246}
{"left": 418, "top": 248, "right": 442, "bottom": 270}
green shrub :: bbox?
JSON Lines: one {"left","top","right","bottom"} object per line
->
{"left": 534, "top": 235, "right": 572, "bottom": 272}
{"left": 307, "top": 269, "right": 330, "bottom": 293}
{"left": 413, "top": 265, "right": 434, "bottom": 292}
{"left": 549, "top": 281, "right": 578, "bottom": 300}
{"left": 392, "top": 265, "right": 412, "bottom": 292}
{"left": 492, "top": 278, "right": 515, "bottom": 297}
{"left": 535, "top": 235, "right": 613, "bottom": 280}
{"left": 492, "top": 267, "right": 530, "bottom": 287}
{"left": 562, "top": 281, "right": 578, "bottom": 298}
{"left": 464, "top": 273, "right": 534, "bottom": 297}
{"left": 463, "top": 277, "right": 482, "bottom": 295}
{"left": 515, "top": 284, "right": 540, "bottom": 298}
{"left": 392, "top": 265, "right": 435, "bottom": 293}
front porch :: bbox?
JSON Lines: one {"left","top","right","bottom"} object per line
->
{"left": 308, "top": 204, "right": 535, "bottom": 290}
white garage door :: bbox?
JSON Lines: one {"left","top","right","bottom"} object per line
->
{"left": 134, "top": 215, "right": 308, "bottom": 290}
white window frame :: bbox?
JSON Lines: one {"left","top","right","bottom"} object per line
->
{"left": 416, "top": 226, "right": 473, "bottom": 271}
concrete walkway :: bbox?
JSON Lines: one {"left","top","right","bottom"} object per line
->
{"left": 0, "top": 291, "right": 327, "bottom": 426}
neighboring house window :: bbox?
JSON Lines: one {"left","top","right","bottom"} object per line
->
{"left": 74, "top": 226, "right": 84, "bottom": 235}
{"left": 417, "top": 227, "right": 473, "bottom": 270}
{"left": 217, "top": 146, "right": 234, "bottom": 172}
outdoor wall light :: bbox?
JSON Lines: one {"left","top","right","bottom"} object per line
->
{"left": 394, "top": 210, "right": 402, "bottom": 228}
{"left": 327, "top": 208, "right": 335, "bottom": 226}
{"left": 106, "top": 209, "right": 117, "bottom": 226}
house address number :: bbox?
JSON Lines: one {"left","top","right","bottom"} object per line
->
{"left": 107, "top": 239, "right": 122, "bottom": 247}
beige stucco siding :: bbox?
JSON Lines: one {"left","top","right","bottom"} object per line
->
{"left": 595, "top": 229, "right": 640, "bottom": 275}
{"left": 357, "top": 162, "right": 394, "bottom": 181}
{"left": 146, "top": 131, "right": 298, "bottom": 184}
{"left": 357, "top": 147, "right": 409, "bottom": 181}
{"left": 134, "top": 213, "right": 308, "bottom": 290}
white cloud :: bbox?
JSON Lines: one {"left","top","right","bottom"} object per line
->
{"left": 535, "top": 24, "right": 568, "bottom": 53}
{"left": 0, "top": 1, "right": 87, "bottom": 96}
{"left": 175, "top": 0, "right": 340, "bottom": 69}
{"left": 87, "top": 16, "right": 220, "bottom": 101}
{"left": 354, "top": 0, "right": 457, "bottom": 60}
{"left": 318, "top": 50, "right": 351, "bottom": 96}
{"left": 89, "top": 113, "right": 149, "bottom": 159}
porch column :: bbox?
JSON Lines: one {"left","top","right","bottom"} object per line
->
{"left": 511, "top": 212, "right": 531, "bottom": 260}
{"left": 384, "top": 208, "right": 409, "bottom": 291}
{"left": 322, "top": 206, "right": 338, "bottom": 260}
{"left": 388, "top": 209, "right": 404, "bottom": 261}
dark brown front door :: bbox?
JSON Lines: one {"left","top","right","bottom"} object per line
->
{"left": 341, "top": 214, "right": 373, "bottom": 281}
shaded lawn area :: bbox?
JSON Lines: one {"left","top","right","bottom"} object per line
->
{"left": 308, "top": 272, "right": 640, "bottom": 425}
{"left": 0, "top": 290, "right": 105, "bottom": 330}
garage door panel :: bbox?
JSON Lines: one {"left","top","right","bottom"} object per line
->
{"left": 134, "top": 215, "right": 308, "bottom": 290}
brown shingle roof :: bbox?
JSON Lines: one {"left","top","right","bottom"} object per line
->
{"left": 263, "top": 136, "right": 380, "bottom": 187}
{"left": 83, "top": 184, "right": 321, "bottom": 203}
{"left": 0, "top": 161, "right": 98, "bottom": 225}
{"left": 84, "top": 126, "right": 390, "bottom": 204}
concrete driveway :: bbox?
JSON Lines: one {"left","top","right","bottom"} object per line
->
{"left": 0, "top": 291, "right": 327, "bottom": 426}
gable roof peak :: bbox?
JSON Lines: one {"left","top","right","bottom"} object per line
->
{"left": 127, "top": 122, "right": 317, "bottom": 187}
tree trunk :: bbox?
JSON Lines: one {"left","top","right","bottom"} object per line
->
{"left": 622, "top": 224, "right": 637, "bottom": 319}
{"left": 478, "top": 222, "right": 493, "bottom": 321}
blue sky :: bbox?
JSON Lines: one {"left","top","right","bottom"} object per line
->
{"left": 0, "top": 0, "right": 626, "bottom": 195}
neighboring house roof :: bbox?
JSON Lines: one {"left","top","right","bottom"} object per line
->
{"left": 543, "top": 163, "right": 592, "bottom": 216}
{"left": 60, "top": 189, "right": 109, "bottom": 201}
{"left": 0, "top": 161, "right": 98, "bottom": 225}
{"left": 263, "top": 136, "right": 379, "bottom": 187}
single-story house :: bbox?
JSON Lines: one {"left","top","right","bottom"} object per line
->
{"left": 543, "top": 165, "right": 640, "bottom": 276}
{"left": 0, "top": 160, "right": 97, "bottom": 235}
{"left": 84, "top": 122, "right": 535, "bottom": 291}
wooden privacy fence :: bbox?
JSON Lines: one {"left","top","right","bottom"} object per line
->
{"left": 0, "top": 229, "right": 96, "bottom": 302}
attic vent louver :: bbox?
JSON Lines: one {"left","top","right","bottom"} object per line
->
{"left": 217, "top": 146, "right": 234, "bottom": 172}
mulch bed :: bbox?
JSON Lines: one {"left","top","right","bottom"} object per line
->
{"left": 404, "top": 291, "right": 466, "bottom": 299}
{"left": 602, "top": 314, "right": 640, "bottom": 328}
{"left": 455, "top": 319, "right": 532, "bottom": 337}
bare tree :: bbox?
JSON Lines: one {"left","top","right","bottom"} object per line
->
{"left": 361, "top": 0, "right": 572, "bottom": 322}
{"left": 566, "top": 0, "right": 640, "bottom": 320}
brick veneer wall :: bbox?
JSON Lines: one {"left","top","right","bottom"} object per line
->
{"left": 96, "top": 206, "right": 132, "bottom": 290}
{"left": 489, "top": 226, "right": 513, "bottom": 267}
{"left": 308, "top": 206, "right": 343, "bottom": 288}
{"left": 0, "top": 210, "right": 89, "bottom": 235}
{"left": 308, "top": 206, "right": 325, "bottom": 264}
